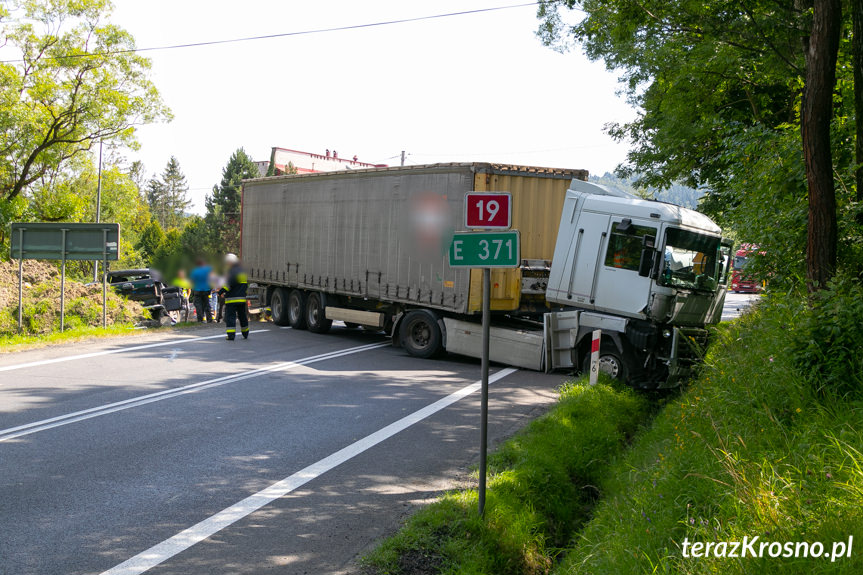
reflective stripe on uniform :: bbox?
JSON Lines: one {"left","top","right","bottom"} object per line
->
{"left": 226, "top": 329, "right": 236, "bottom": 333}
{"left": 241, "top": 327, "right": 249, "bottom": 333}
{"left": 225, "top": 298, "right": 246, "bottom": 304}
{"left": 236, "top": 273, "right": 248, "bottom": 284}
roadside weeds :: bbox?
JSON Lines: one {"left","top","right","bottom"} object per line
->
{"left": 360, "top": 379, "right": 650, "bottom": 575}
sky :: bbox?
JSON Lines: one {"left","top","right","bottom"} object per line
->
{"left": 104, "top": 0, "right": 637, "bottom": 214}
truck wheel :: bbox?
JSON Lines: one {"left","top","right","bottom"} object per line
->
{"left": 581, "top": 341, "right": 631, "bottom": 382}
{"left": 288, "top": 290, "right": 307, "bottom": 330}
{"left": 400, "top": 310, "right": 442, "bottom": 359}
{"left": 270, "top": 288, "right": 290, "bottom": 326}
{"left": 305, "top": 292, "right": 332, "bottom": 334}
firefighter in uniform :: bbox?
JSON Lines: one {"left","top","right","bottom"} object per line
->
{"left": 219, "top": 253, "right": 249, "bottom": 340}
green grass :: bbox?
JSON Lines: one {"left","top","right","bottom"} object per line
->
{"left": 0, "top": 323, "right": 142, "bottom": 351}
{"left": 0, "top": 321, "right": 205, "bottom": 352}
{"left": 363, "top": 283, "right": 863, "bottom": 574}
{"left": 362, "top": 379, "right": 650, "bottom": 575}
{"left": 555, "top": 294, "right": 863, "bottom": 574}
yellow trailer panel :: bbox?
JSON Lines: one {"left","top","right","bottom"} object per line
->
{"left": 467, "top": 165, "right": 587, "bottom": 312}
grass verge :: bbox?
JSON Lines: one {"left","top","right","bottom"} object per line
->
{"left": 0, "top": 322, "right": 202, "bottom": 353}
{"left": 361, "top": 379, "right": 650, "bottom": 575}
{"left": 555, "top": 294, "right": 863, "bottom": 574}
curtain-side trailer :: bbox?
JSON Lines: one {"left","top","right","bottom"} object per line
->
{"left": 241, "top": 162, "right": 730, "bottom": 388}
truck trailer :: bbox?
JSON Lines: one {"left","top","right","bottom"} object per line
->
{"left": 241, "top": 163, "right": 731, "bottom": 388}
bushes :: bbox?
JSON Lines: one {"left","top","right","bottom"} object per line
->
{"left": 363, "top": 381, "right": 649, "bottom": 575}
{"left": 0, "top": 260, "right": 146, "bottom": 337}
{"left": 792, "top": 273, "right": 863, "bottom": 397}
{"left": 364, "top": 286, "right": 863, "bottom": 575}
{"left": 555, "top": 294, "right": 863, "bottom": 574}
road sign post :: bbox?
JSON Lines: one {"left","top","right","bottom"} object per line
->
{"left": 479, "top": 267, "right": 491, "bottom": 515}
{"left": 449, "top": 225, "right": 519, "bottom": 516}
{"left": 10, "top": 223, "right": 120, "bottom": 333}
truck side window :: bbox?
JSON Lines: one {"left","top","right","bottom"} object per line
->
{"left": 604, "top": 222, "right": 657, "bottom": 271}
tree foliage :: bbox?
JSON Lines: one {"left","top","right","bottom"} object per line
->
{"left": 135, "top": 218, "right": 166, "bottom": 263}
{"left": 151, "top": 216, "right": 217, "bottom": 279}
{"left": 205, "top": 148, "right": 258, "bottom": 253}
{"left": 146, "top": 156, "right": 190, "bottom": 230}
{"left": 0, "top": 0, "right": 170, "bottom": 201}
{"left": 0, "top": 154, "right": 152, "bottom": 270}
{"left": 537, "top": 0, "right": 862, "bottom": 289}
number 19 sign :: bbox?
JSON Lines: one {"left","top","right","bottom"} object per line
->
{"left": 449, "top": 230, "right": 520, "bottom": 268}
{"left": 464, "top": 192, "right": 512, "bottom": 229}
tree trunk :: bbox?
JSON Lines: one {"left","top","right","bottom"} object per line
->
{"left": 853, "top": 0, "right": 863, "bottom": 204}
{"left": 801, "top": 0, "right": 842, "bottom": 291}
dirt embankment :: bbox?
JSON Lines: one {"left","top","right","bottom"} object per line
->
{"left": 0, "top": 260, "right": 147, "bottom": 335}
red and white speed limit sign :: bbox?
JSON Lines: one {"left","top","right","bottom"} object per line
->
{"left": 464, "top": 192, "right": 512, "bottom": 229}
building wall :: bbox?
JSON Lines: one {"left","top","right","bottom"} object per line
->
{"left": 270, "top": 148, "right": 386, "bottom": 175}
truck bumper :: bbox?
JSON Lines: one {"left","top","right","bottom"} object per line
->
{"left": 662, "top": 327, "right": 709, "bottom": 388}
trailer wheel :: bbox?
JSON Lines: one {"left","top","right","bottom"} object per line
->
{"left": 270, "top": 288, "right": 290, "bottom": 326}
{"left": 305, "top": 292, "right": 332, "bottom": 334}
{"left": 400, "top": 310, "right": 442, "bottom": 359}
{"left": 287, "top": 290, "right": 307, "bottom": 330}
{"left": 581, "top": 341, "right": 631, "bottom": 382}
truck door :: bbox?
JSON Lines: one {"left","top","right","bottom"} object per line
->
{"left": 546, "top": 195, "right": 610, "bottom": 308}
{"left": 591, "top": 218, "right": 658, "bottom": 317}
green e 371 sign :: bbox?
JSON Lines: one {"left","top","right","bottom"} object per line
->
{"left": 448, "top": 231, "right": 520, "bottom": 268}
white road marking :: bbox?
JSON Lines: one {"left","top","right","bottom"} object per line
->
{"left": 0, "top": 330, "right": 269, "bottom": 373}
{"left": 0, "top": 342, "right": 388, "bottom": 442}
{"left": 99, "top": 367, "right": 519, "bottom": 575}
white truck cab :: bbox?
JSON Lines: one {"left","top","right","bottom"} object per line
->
{"left": 542, "top": 180, "right": 731, "bottom": 387}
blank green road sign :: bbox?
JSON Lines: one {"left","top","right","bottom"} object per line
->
{"left": 10, "top": 222, "right": 120, "bottom": 261}
{"left": 448, "top": 231, "right": 520, "bottom": 268}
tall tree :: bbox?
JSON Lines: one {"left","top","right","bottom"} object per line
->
{"left": 0, "top": 0, "right": 170, "bottom": 201}
{"left": 146, "top": 177, "right": 168, "bottom": 229}
{"left": 853, "top": 0, "right": 863, "bottom": 205}
{"left": 148, "top": 156, "right": 190, "bottom": 229}
{"left": 801, "top": 0, "right": 842, "bottom": 289}
{"left": 537, "top": 0, "right": 853, "bottom": 290}
{"left": 205, "top": 148, "right": 258, "bottom": 253}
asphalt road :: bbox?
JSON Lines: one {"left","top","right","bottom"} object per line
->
{"left": 721, "top": 291, "right": 760, "bottom": 322}
{"left": 0, "top": 323, "right": 564, "bottom": 575}
{"left": 0, "top": 293, "right": 757, "bottom": 575}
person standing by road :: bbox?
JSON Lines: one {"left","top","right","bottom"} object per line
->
{"left": 220, "top": 253, "right": 249, "bottom": 340}
{"left": 190, "top": 259, "right": 214, "bottom": 323}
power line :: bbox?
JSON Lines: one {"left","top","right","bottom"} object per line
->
{"left": 0, "top": 2, "right": 539, "bottom": 64}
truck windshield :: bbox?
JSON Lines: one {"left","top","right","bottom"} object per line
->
{"left": 734, "top": 255, "right": 748, "bottom": 269}
{"left": 659, "top": 228, "right": 722, "bottom": 292}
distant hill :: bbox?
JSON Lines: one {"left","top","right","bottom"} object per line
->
{"left": 589, "top": 172, "right": 703, "bottom": 209}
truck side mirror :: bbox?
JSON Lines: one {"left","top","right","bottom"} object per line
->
{"left": 638, "top": 235, "right": 656, "bottom": 278}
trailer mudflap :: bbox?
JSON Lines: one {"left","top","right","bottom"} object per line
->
{"left": 443, "top": 318, "right": 544, "bottom": 371}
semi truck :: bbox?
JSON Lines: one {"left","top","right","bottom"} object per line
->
{"left": 241, "top": 163, "right": 731, "bottom": 388}
{"left": 731, "top": 244, "right": 763, "bottom": 293}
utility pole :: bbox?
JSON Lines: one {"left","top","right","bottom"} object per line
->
{"left": 93, "top": 139, "right": 103, "bottom": 282}
{"left": 400, "top": 150, "right": 406, "bottom": 166}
